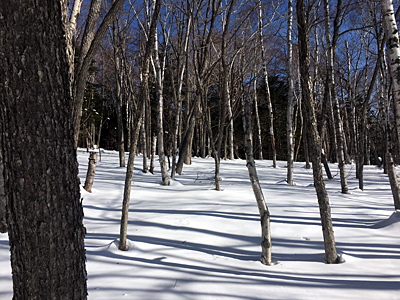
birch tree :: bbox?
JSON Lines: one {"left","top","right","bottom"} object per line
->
{"left": 286, "top": 0, "right": 295, "bottom": 185}
{"left": 70, "top": 0, "right": 127, "bottom": 148}
{"left": 258, "top": 0, "right": 276, "bottom": 168}
{"left": 153, "top": 6, "right": 170, "bottom": 186}
{"left": 381, "top": 0, "right": 400, "bottom": 153}
{"left": 296, "top": 0, "right": 339, "bottom": 264}
{"left": 323, "top": 0, "right": 348, "bottom": 193}
{"left": 242, "top": 75, "right": 272, "bottom": 265}
{"left": 380, "top": 0, "right": 400, "bottom": 209}
{"left": 119, "top": 0, "right": 162, "bottom": 251}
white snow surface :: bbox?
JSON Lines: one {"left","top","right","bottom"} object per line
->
{"left": 1, "top": 149, "right": 400, "bottom": 299}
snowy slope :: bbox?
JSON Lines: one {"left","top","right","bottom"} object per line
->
{"left": 0, "top": 149, "right": 399, "bottom": 299}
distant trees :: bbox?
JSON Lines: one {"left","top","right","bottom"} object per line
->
{"left": 1, "top": 0, "right": 87, "bottom": 297}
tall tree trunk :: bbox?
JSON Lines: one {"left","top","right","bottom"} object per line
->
{"left": 113, "top": 22, "right": 126, "bottom": 167}
{"left": 378, "top": 9, "right": 400, "bottom": 208}
{"left": 381, "top": 0, "right": 400, "bottom": 153}
{"left": 287, "top": 0, "right": 295, "bottom": 185}
{"left": 296, "top": 0, "right": 339, "bottom": 264}
{"left": 153, "top": 23, "right": 170, "bottom": 186}
{"left": 0, "top": 1, "right": 87, "bottom": 297}
{"left": 258, "top": 0, "right": 276, "bottom": 167}
{"left": 72, "top": 0, "right": 126, "bottom": 148}
{"left": 242, "top": 79, "right": 271, "bottom": 266}
{"left": 171, "top": 11, "right": 191, "bottom": 179}
{"left": 119, "top": 0, "right": 162, "bottom": 251}
{"left": 323, "top": 0, "right": 348, "bottom": 193}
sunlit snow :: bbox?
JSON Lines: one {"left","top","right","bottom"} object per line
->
{"left": 0, "top": 149, "right": 399, "bottom": 299}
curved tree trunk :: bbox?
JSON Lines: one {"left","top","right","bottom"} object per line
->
{"left": 119, "top": 0, "right": 162, "bottom": 251}
{"left": 72, "top": 0, "right": 126, "bottom": 148}
{"left": 297, "top": 0, "right": 339, "bottom": 264}
{"left": 242, "top": 77, "right": 271, "bottom": 265}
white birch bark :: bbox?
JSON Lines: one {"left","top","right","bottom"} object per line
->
{"left": 242, "top": 76, "right": 271, "bottom": 265}
{"left": 286, "top": 0, "right": 295, "bottom": 185}
{"left": 254, "top": 79, "right": 264, "bottom": 160}
{"left": 258, "top": 0, "right": 276, "bottom": 168}
{"left": 381, "top": 0, "right": 400, "bottom": 155}
{"left": 153, "top": 13, "right": 170, "bottom": 186}
{"left": 323, "top": 0, "right": 348, "bottom": 193}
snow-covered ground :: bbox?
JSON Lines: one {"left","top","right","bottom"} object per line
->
{"left": 1, "top": 149, "right": 399, "bottom": 299}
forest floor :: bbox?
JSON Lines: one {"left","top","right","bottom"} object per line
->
{"left": 0, "top": 149, "right": 399, "bottom": 299}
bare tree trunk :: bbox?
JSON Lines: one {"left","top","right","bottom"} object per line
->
{"left": 141, "top": 105, "right": 148, "bottom": 173}
{"left": 84, "top": 152, "right": 98, "bottom": 193}
{"left": 119, "top": 0, "right": 161, "bottom": 251}
{"left": 242, "top": 78, "right": 271, "bottom": 266}
{"left": 323, "top": 0, "right": 348, "bottom": 193}
{"left": 113, "top": 22, "right": 126, "bottom": 167}
{"left": 297, "top": 0, "right": 339, "bottom": 264}
{"left": 0, "top": 131, "right": 6, "bottom": 233}
{"left": 254, "top": 78, "right": 264, "bottom": 160}
{"left": 381, "top": 0, "right": 400, "bottom": 152}
{"left": 287, "top": 0, "right": 295, "bottom": 184}
{"left": 150, "top": 135, "right": 157, "bottom": 174}
{"left": 171, "top": 9, "right": 191, "bottom": 178}
{"left": 378, "top": 16, "right": 400, "bottom": 209}
{"left": 258, "top": 0, "right": 276, "bottom": 167}
{"left": 1, "top": 1, "right": 87, "bottom": 296}
{"left": 72, "top": 0, "right": 126, "bottom": 148}
{"left": 153, "top": 23, "right": 170, "bottom": 186}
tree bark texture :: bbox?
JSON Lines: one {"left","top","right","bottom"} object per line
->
{"left": 242, "top": 85, "right": 271, "bottom": 266}
{"left": 381, "top": 0, "right": 400, "bottom": 155}
{"left": 150, "top": 135, "right": 157, "bottom": 174}
{"left": 141, "top": 105, "right": 148, "bottom": 173}
{"left": 0, "top": 1, "right": 87, "bottom": 297}
{"left": 296, "top": 0, "right": 339, "bottom": 264}
{"left": 119, "top": 111, "right": 143, "bottom": 251}
{"left": 286, "top": 0, "right": 295, "bottom": 185}
{"left": 0, "top": 132, "right": 6, "bottom": 233}
{"left": 84, "top": 152, "right": 98, "bottom": 193}
{"left": 254, "top": 79, "right": 264, "bottom": 160}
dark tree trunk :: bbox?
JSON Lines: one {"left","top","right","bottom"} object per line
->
{"left": 84, "top": 152, "right": 98, "bottom": 193}
{"left": 0, "top": 1, "right": 87, "bottom": 298}
{"left": 0, "top": 132, "right": 6, "bottom": 233}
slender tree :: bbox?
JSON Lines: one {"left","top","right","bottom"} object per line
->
{"left": 323, "top": 0, "right": 348, "bottom": 193}
{"left": 258, "top": 0, "right": 276, "bottom": 168}
{"left": 119, "top": 0, "right": 162, "bottom": 251}
{"left": 286, "top": 0, "right": 295, "bottom": 185}
{"left": 296, "top": 0, "right": 339, "bottom": 264}
{"left": 242, "top": 75, "right": 271, "bottom": 265}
